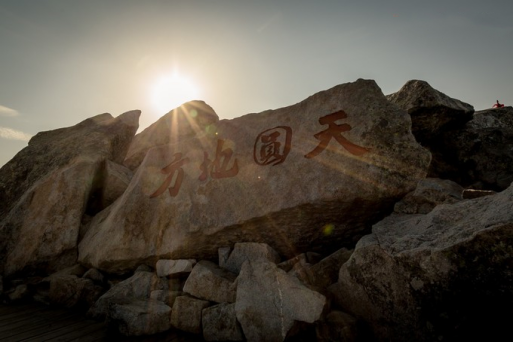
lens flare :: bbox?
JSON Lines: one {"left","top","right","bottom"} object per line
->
{"left": 322, "top": 223, "right": 334, "bottom": 236}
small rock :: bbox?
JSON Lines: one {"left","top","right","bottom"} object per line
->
{"left": 183, "top": 260, "right": 237, "bottom": 303}
{"left": 135, "top": 264, "right": 153, "bottom": 273}
{"left": 150, "top": 290, "right": 183, "bottom": 307}
{"left": 83, "top": 268, "right": 105, "bottom": 285}
{"left": 202, "top": 303, "right": 244, "bottom": 341}
{"left": 48, "top": 264, "right": 87, "bottom": 278}
{"left": 316, "top": 310, "right": 358, "bottom": 341}
{"left": 48, "top": 274, "right": 103, "bottom": 308}
{"left": 88, "top": 271, "right": 164, "bottom": 319}
{"left": 306, "top": 252, "right": 323, "bottom": 264}
{"left": 218, "top": 247, "right": 231, "bottom": 268}
{"left": 394, "top": 178, "right": 464, "bottom": 214}
{"left": 156, "top": 259, "right": 195, "bottom": 278}
{"left": 109, "top": 299, "right": 171, "bottom": 336}
{"left": 170, "top": 295, "right": 210, "bottom": 335}
{"left": 277, "top": 254, "right": 307, "bottom": 272}
{"left": 8, "top": 284, "right": 30, "bottom": 302}
{"left": 291, "top": 248, "right": 353, "bottom": 290}
{"left": 462, "top": 189, "right": 497, "bottom": 199}
{"left": 223, "top": 243, "right": 281, "bottom": 274}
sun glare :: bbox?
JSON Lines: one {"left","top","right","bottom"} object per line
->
{"left": 151, "top": 73, "right": 200, "bottom": 114}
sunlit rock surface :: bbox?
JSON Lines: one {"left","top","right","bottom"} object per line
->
{"left": 0, "top": 110, "right": 140, "bottom": 276}
{"left": 78, "top": 79, "right": 431, "bottom": 273}
{"left": 123, "top": 100, "right": 219, "bottom": 170}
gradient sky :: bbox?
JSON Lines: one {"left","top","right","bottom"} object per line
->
{"left": 1, "top": 0, "right": 512, "bottom": 167}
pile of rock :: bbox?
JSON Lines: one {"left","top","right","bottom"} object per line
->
{"left": 1, "top": 78, "right": 512, "bottom": 341}
{"left": 40, "top": 242, "right": 347, "bottom": 340}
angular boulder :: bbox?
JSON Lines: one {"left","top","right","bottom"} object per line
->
{"left": 289, "top": 247, "right": 353, "bottom": 291}
{"left": 330, "top": 183, "right": 513, "bottom": 341}
{"left": 79, "top": 79, "right": 430, "bottom": 274}
{"left": 235, "top": 260, "right": 326, "bottom": 341}
{"left": 183, "top": 260, "right": 237, "bottom": 303}
{"left": 156, "top": 259, "right": 195, "bottom": 278}
{"left": 123, "top": 101, "right": 219, "bottom": 170}
{"left": 170, "top": 295, "right": 210, "bottom": 335}
{"left": 0, "top": 110, "right": 140, "bottom": 277}
{"left": 202, "top": 303, "right": 244, "bottom": 342}
{"left": 109, "top": 299, "right": 172, "bottom": 336}
{"left": 387, "top": 79, "right": 474, "bottom": 146}
{"left": 222, "top": 242, "right": 280, "bottom": 274}
{"left": 393, "top": 178, "right": 463, "bottom": 214}
{"left": 48, "top": 274, "right": 103, "bottom": 308}
{"left": 433, "top": 107, "right": 513, "bottom": 190}
{"left": 88, "top": 271, "right": 165, "bottom": 319}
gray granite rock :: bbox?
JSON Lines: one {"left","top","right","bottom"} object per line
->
{"left": 223, "top": 243, "right": 280, "bottom": 274}
{"left": 202, "top": 303, "right": 244, "bottom": 341}
{"left": 170, "top": 295, "right": 210, "bottom": 335}
{"left": 109, "top": 299, "right": 171, "bottom": 336}
{"left": 183, "top": 260, "right": 237, "bottom": 303}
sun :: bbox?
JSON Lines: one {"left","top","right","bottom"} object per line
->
{"left": 151, "top": 73, "right": 200, "bottom": 114}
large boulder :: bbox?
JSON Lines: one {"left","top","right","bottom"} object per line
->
{"left": 235, "top": 260, "right": 326, "bottom": 341}
{"left": 0, "top": 110, "right": 140, "bottom": 277}
{"left": 78, "top": 79, "right": 430, "bottom": 274}
{"left": 433, "top": 106, "right": 513, "bottom": 190}
{"left": 330, "top": 183, "right": 513, "bottom": 341}
{"left": 387, "top": 79, "right": 474, "bottom": 146}
{"left": 123, "top": 101, "right": 219, "bottom": 170}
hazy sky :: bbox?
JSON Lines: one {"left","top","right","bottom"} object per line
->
{"left": 1, "top": 0, "right": 512, "bottom": 167}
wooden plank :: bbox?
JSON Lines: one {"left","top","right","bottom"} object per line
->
{"left": 0, "top": 304, "right": 50, "bottom": 320}
{"left": 69, "top": 326, "right": 109, "bottom": 342}
{"left": 20, "top": 320, "right": 103, "bottom": 342}
{"left": 0, "top": 304, "right": 35, "bottom": 317}
{"left": 0, "top": 307, "right": 74, "bottom": 337}
{"left": 1, "top": 312, "right": 83, "bottom": 341}
{"left": 41, "top": 321, "right": 107, "bottom": 342}
{"left": 0, "top": 306, "right": 66, "bottom": 331}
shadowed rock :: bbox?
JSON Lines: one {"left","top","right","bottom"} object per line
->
{"left": 0, "top": 110, "right": 140, "bottom": 277}
{"left": 330, "top": 182, "right": 513, "bottom": 341}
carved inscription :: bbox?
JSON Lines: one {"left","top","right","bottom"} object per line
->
{"left": 150, "top": 153, "right": 190, "bottom": 198}
{"left": 305, "top": 110, "right": 369, "bottom": 158}
{"left": 199, "top": 139, "right": 239, "bottom": 181}
{"left": 253, "top": 126, "right": 292, "bottom": 166}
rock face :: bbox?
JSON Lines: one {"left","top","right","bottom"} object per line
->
{"left": 0, "top": 110, "right": 140, "bottom": 277}
{"left": 387, "top": 79, "right": 474, "bottom": 147}
{"left": 330, "top": 183, "right": 513, "bottom": 341}
{"left": 235, "top": 260, "right": 326, "bottom": 341}
{"left": 79, "top": 79, "right": 430, "bottom": 274}
{"left": 434, "top": 107, "right": 513, "bottom": 190}
{"left": 123, "top": 101, "right": 219, "bottom": 170}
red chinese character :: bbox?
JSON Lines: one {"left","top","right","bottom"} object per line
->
{"left": 199, "top": 139, "right": 239, "bottom": 181}
{"left": 305, "top": 110, "right": 369, "bottom": 158}
{"left": 254, "top": 126, "right": 292, "bottom": 166}
{"left": 150, "top": 153, "right": 190, "bottom": 198}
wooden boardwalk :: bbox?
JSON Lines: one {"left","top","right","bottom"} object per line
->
{"left": 0, "top": 302, "right": 201, "bottom": 342}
